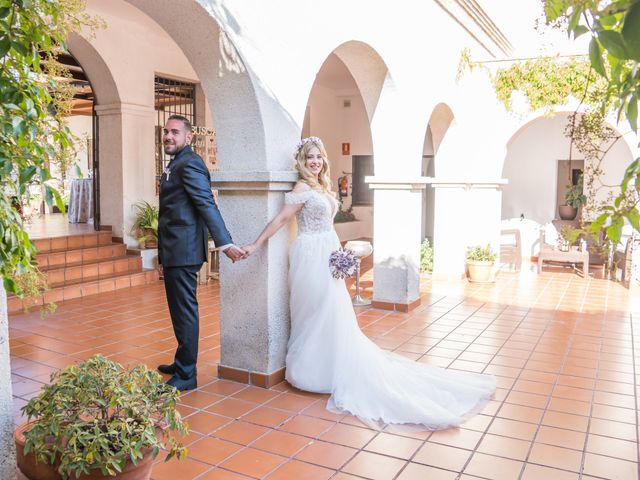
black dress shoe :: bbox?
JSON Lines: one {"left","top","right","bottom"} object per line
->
{"left": 157, "top": 363, "right": 176, "bottom": 375}
{"left": 166, "top": 375, "right": 197, "bottom": 391}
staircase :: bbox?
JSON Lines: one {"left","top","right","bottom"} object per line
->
{"left": 7, "top": 227, "right": 159, "bottom": 314}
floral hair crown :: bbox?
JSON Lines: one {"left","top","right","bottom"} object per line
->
{"left": 294, "top": 136, "right": 323, "bottom": 158}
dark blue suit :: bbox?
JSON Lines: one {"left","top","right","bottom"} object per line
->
{"left": 159, "top": 145, "right": 232, "bottom": 380}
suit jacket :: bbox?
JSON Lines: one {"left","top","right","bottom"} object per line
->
{"left": 158, "top": 146, "right": 232, "bottom": 267}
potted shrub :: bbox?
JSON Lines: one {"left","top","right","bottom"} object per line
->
{"left": 558, "top": 175, "right": 586, "bottom": 220}
{"left": 132, "top": 201, "right": 159, "bottom": 248}
{"left": 15, "top": 354, "right": 187, "bottom": 480}
{"left": 333, "top": 199, "right": 357, "bottom": 223}
{"left": 466, "top": 244, "right": 497, "bottom": 283}
{"left": 558, "top": 225, "right": 582, "bottom": 252}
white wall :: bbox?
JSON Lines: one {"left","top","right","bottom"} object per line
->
{"left": 67, "top": 115, "right": 93, "bottom": 179}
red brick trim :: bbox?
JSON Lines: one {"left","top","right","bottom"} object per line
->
{"left": 372, "top": 298, "right": 421, "bottom": 312}
{"left": 218, "top": 365, "right": 286, "bottom": 389}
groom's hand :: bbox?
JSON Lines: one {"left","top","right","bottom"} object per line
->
{"left": 223, "top": 245, "right": 246, "bottom": 263}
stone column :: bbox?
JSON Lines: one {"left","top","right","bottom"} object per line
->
{"left": 366, "top": 177, "right": 428, "bottom": 312}
{"left": 212, "top": 171, "right": 298, "bottom": 387}
{"left": 0, "top": 284, "right": 17, "bottom": 480}
{"left": 431, "top": 179, "right": 506, "bottom": 277}
{"left": 94, "top": 103, "right": 156, "bottom": 245}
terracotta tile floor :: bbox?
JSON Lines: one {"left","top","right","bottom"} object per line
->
{"left": 9, "top": 264, "right": 640, "bottom": 480}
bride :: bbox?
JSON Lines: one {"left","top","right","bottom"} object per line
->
{"left": 241, "top": 137, "right": 495, "bottom": 429}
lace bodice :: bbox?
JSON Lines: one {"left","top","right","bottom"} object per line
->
{"left": 285, "top": 189, "right": 338, "bottom": 235}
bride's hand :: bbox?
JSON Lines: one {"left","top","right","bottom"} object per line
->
{"left": 241, "top": 243, "right": 258, "bottom": 258}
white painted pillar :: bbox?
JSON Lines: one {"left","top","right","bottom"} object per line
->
{"left": 0, "top": 284, "right": 17, "bottom": 480}
{"left": 94, "top": 103, "right": 156, "bottom": 245}
{"left": 366, "top": 178, "right": 425, "bottom": 311}
{"left": 431, "top": 180, "right": 506, "bottom": 277}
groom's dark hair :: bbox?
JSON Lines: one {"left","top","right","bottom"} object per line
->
{"left": 168, "top": 114, "right": 192, "bottom": 132}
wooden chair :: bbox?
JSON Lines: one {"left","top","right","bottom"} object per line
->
{"left": 500, "top": 229, "right": 522, "bottom": 271}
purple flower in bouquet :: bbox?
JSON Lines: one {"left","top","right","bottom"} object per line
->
{"left": 329, "top": 247, "right": 357, "bottom": 279}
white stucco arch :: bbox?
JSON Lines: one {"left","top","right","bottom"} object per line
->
{"left": 425, "top": 102, "right": 456, "bottom": 163}
{"left": 67, "top": 33, "right": 120, "bottom": 106}
{"left": 124, "top": 0, "right": 275, "bottom": 171}
{"left": 501, "top": 111, "right": 636, "bottom": 261}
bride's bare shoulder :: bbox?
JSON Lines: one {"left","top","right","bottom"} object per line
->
{"left": 292, "top": 181, "right": 311, "bottom": 193}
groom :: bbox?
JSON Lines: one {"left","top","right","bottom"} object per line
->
{"left": 158, "top": 114, "right": 245, "bottom": 391}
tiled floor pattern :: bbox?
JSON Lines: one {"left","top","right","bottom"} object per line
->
{"left": 9, "top": 266, "right": 640, "bottom": 480}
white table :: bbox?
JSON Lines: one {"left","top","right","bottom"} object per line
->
{"left": 68, "top": 178, "right": 93, "bottom": 223}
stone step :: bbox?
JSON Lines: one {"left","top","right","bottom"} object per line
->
{"left": 32, "top": 230, "right": 114, "bottom": 254}
{"left": 7, "top": 269, "right": 160, "bottom": 314}
{"left": 37, "top": 243, "right": 128, "bottom": 270}
{"left": 43, "top": 255, "right": 143, "bottom": 288}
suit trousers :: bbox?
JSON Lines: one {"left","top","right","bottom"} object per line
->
{"left": 163, "top": 264, "right": 202, "bottom": 379}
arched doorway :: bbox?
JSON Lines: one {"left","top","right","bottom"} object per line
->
{"left": 54, "top": 51, "right": 101, "bottom": 229}
{"left": 502, "top": 112, "right": 635, "bottom": 260}
{"left": 303, "top": 51, "right": 374, "bottom": 242}
{"left": 421, "top": 103, "right": 455, "bottom": 248}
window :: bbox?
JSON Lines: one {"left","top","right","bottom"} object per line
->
{"left": 351, "top": 155, "right": 374, "bottom": 206}
{"left": 154, "top": 76, "right": 196, "bottom": 194}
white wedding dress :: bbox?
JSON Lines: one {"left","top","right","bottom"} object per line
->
{"left": 284, "top": 189, "right": 496, "bottom": 429}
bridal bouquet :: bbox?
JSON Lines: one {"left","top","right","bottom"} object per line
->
{"left": 329, "top": 248, "right": 357, "bottom": 279}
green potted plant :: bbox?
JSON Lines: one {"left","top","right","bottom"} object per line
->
{"left": 333, "top": 198, "right": 357, "bottom": 223}
{"left": 14, "top": 354, "right": 187, "bottom": 480}
{"left": 558, "top": 225, "right": 582, "bottom": 252}
{"left": 132, "top": 201, "right": 159, "bottom": 248}
{"left": 420, "top": 238, "right": 433, "bottom": 273}
{"left": 466, "top": 244, "right": 497, "bottom": 283}
{"left": 559, "top": 175, "right": 586, "bottom": 220}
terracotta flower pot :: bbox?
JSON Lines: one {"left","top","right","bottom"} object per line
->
{"left": 558, "top": 205, "right": 578, "bottom": 220}
{"left": 466, "top": 260, "right": 494, "bottom": 283}
{"left": 15, "top": 422, "right": 61, "bottom": 480}
{"left": 15, "top": 422, "right": 155, "bottom": 480}
{"left": 143, "top": 228, "right": 157, "bottom": 248}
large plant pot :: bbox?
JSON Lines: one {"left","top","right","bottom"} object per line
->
{"left": 558, "top": 205, "right": 578, "bottom": 220}
{"left": 142, "top": 228, "right": 157, "bottom": 248}
{"left": 466, "top": 260, "right": 494, "bottom": 283}
{"left": 15, "top": 422, "right": 154, "bottom": 480}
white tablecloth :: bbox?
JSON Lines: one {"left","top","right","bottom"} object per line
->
{"left": 68, "top": 178, "right": 93, "bottom": 223}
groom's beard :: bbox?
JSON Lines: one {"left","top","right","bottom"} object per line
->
{"left": 164, "top": 141, "right": 186, "bottom": 156}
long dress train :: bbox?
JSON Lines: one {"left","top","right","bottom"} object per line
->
{"left": 284, "top": 189, "right": 496, "bottom": 430}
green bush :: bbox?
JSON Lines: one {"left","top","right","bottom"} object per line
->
{"left": 466, "top": 244, "right": 497, "bottom": 262}
{"left": 22, "top": 354, "right": 187, "bottom": 478}
{"left": 420, "top": 238, "right": 433, "bottom": 272}
{"left": 334, "top": 199, "right": 357, "bottom": 223}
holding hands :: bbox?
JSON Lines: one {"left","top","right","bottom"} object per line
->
{"left": 222, "top": 244, "right": 257, "bottom": 262}
{"left": 223, "top": 245, "right": 247, "bottom": 262}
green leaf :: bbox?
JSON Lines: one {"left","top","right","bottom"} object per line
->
{"left": 0, "top": 36, "right": 9, "bottom": 57}
{"left": 19, "top": 165, "right": 36, "bottom": 184}
{"left": 626, "top": 209, "right": 640, "bottom": 231}
{"left": 598, "top": 30, "right": 630, "bottom": 59}
{"left": 44, "top": 185, "right": 53, "bottom": 206}
{"left": 573, "top": 25, "right": 589, "bottom": 38}
{"left": 621, "top": 2, "right": 640, "bottom": 61}
{"left": 568, "top": 8, "right": 582, "bottom": 36}
{"left": 627, "top": 93, "right": 638, "bottom": 131}
{"left": 11, "top": 116, "right": 25, "bottom": 136}
{"left": 10, "top": 40, "right": 28, "bottom": 56}
{"left": 3, "top": 277, "right": 17, "bottom": 294}
{"left": 606, "top": 217, "right": 624, "bottom": 243}
{"left": 589, "top": 37, "right": 607, "bottom": 78}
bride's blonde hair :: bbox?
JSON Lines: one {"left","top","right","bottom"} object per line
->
{"left": 294, "top": 137, "right": 332, "bottom": 192}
